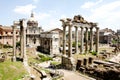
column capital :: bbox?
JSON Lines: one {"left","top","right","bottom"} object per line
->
{"left": 80, "top": 26, "right": 84, "bottom": 29}
{"left": 19, "top": 19, "right": 27, "bottom": 28}
{"left": 74, "top": 26, "right": 78, "bottom": 28}
{"left": 85, "top": 27, "right": 88, "bottom": 30}
{"left": 62, "top": 24, "right": 66, "bottom": 28}
{"left": 12, "top": 25, "right": 17, "bottom": 29}
{"left": 90, "top": 27, "right": 93, "bottom": 30}
{"left": 96, "top": 27, "right": 99, "bottom": 30}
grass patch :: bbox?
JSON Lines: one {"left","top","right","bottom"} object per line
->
{"left": 38, "top": 54, "right": 53, "bottom": 62}
{"left": 28, "top": 52, "right": 53, "bottom": 65}
{"left": 0, "top": 61, "right": 27, "bottom": 80}
{"left": 50, "top": 61, "right": 61, "bottom": 66}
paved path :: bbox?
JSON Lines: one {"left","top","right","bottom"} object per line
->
{"left": 58, "top": 69, "right": 95, "bottom": 80}
{"left": 110, "top": 52, "right": 120, "bottom": 63}
{"left": 38, "top": 61, "right": 95, "bottom": 80}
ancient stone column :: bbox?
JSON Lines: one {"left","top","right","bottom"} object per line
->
{"left": 50, "top": 39, "right": 52, "bottom": 55}
{"left": 85, "top": 27, "right": 88, "bottom": 53}
{"left": 23, "top": 26, "right": 27, "bottom": 62}
{"left": 80, "top": 27, "right": 84, "bottom": 54}
{"left": 68, "top": 25, "right": 72, "bottom": 57}
{"left": 75, "top": 26, "right": 78, "bottom": 54}
{"left": 90, "top": 27, "right": 93, "bottom": 52}
{"left": 12, "top": 25, "right": 16, "bottom": 62}
{"left": 95, "top": 27, "right": 99, "bottom": 53}
{"left": 20, "top": 19, "right": 27, "bottom": 62}
{"left": 20, "top": 26, "right": 23, "bottom": 58}
{"left": 63, "top": 26, "right": 66, "bottom": 55}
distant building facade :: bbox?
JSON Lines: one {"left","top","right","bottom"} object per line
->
{"left": 0, "top": 12, "right": 44, "bottom": 47}
{"left": 26, "top": 12, "right": 43, "bottom": 47}
{"left": 0, "top": 25, "right": 20, "bottom": 46}
{"left": 99, "top": 28, "right": 115, "bottom": 44}
{"left": 39, "top": 31, "right": 59, "bottom": 55}
{"left": 50, "top": 28, "right": 63, "bottom": 47}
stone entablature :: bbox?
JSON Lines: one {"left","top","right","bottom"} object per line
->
{"left": 40, "top": 31, "right": 59, "bottom": 39}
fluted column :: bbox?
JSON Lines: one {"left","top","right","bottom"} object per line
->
{"left": 68, "top": 25, "right": 72, "bottom": 57}
{"left": 12, "top": 25, "right": 16, "bottom": 62}
{"left": 95, "top": 27, "right": 99, "bottom": 53}
{"left": 63, "top": 26, "right": 66, "bottom": 55}
{"left": 90, "top": 27, "right": 93, "bottom": 52}
{"left": 75, "top": 26, "right": 78, "bottom": 54}
{"left": 80, "top": 27, "right": 84, "bottom": 54}
{"left": 85, "top": 27, "right": 88, "bottom": 53}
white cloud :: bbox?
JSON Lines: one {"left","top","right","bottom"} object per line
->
{"left": 14, "top": 4, "right": 36, "bottom": 15}
{"left": 81, "top": 0, "right": 103, "bottom": 9}
{"left": 86, "top": 1, "right": 120, "bottom": 31}
{"left": 35, "top": 12, "right": 51, "bottom": 21}
{"left": 32, "top": 0, "right": 39, "bottom": 3}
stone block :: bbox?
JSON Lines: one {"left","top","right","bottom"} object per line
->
{"left": 83, "top": 58, "right": 88, "bottom": 67}
{"left": 88, "top": 57, "right": 93, "bottom": 65}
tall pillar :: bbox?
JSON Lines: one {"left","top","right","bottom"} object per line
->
{"left": 80, "top": 27, "right": 84, "bottom": 54}
{"left": 23, "top": 26, "right": 27, "bottom": 62}
{"left": 20, "top": 26, "right": 23, "bottom": 58}
{"left": 95, "top": 27, "right": 99, "bottom": 53}
{"left": 12, "top": 25, "right": 16, "bottom": 62}
{"left": 63, "top": 26, "right": 66, "bottom": 55}
{"left": 20, "top": 19, "right": 27, "bottom": 62}
{"left": 49, "top": 39, "right": 52, "bottom": 55}
{"left": 85, "top": 27, "right": 88, "bottom": 53}
{"left": 68, "top": 25, "right": 72, "bottom": 57}
{"left": 90, "top": 27, "right": 93, "bottom": 52}
{"left": 75, "top": 26, "right": 78, "bottom": 54}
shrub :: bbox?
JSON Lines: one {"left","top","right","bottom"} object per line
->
{"left": 91, "top": 51, "right": 97, "bottom": 55}
{"left": 72, "top": 42, "right": 81, "bottom": 47}
{"left": 3, "top": 44, "right": 13, "bottom": 48}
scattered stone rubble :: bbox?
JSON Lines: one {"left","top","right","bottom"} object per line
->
{"left": 76, "top": 56, "right": 120, "bottom": 80}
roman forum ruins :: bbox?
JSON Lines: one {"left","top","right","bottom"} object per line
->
{"left": 60, "top": 15, "right": 99, "bottom": 70}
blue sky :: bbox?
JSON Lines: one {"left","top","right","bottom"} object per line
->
{"left": 0, "top": 0, "right": 120, "bottom": 31}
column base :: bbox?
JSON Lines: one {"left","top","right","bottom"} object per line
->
{"left": 62, "top": 56, "right": 76, "bottom": 71}
{"left": 12, "top": 56, "right": 16, "bottom": 62}
{"left": 23, "top": 57, "right": 27, "bottom": 63}
{"left": 89, "top": 49, "right": 93, "bottom": 53}
{"left": 80, "top": 51, "right": 84, "bottom": 54}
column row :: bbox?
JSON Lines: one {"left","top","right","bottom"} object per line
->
{"left": 62, "top": 25, "right": 99, "bottom": 56}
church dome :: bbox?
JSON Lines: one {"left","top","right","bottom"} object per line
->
{"left": 27, "top": 12, "right": 38, "bottom": 27}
